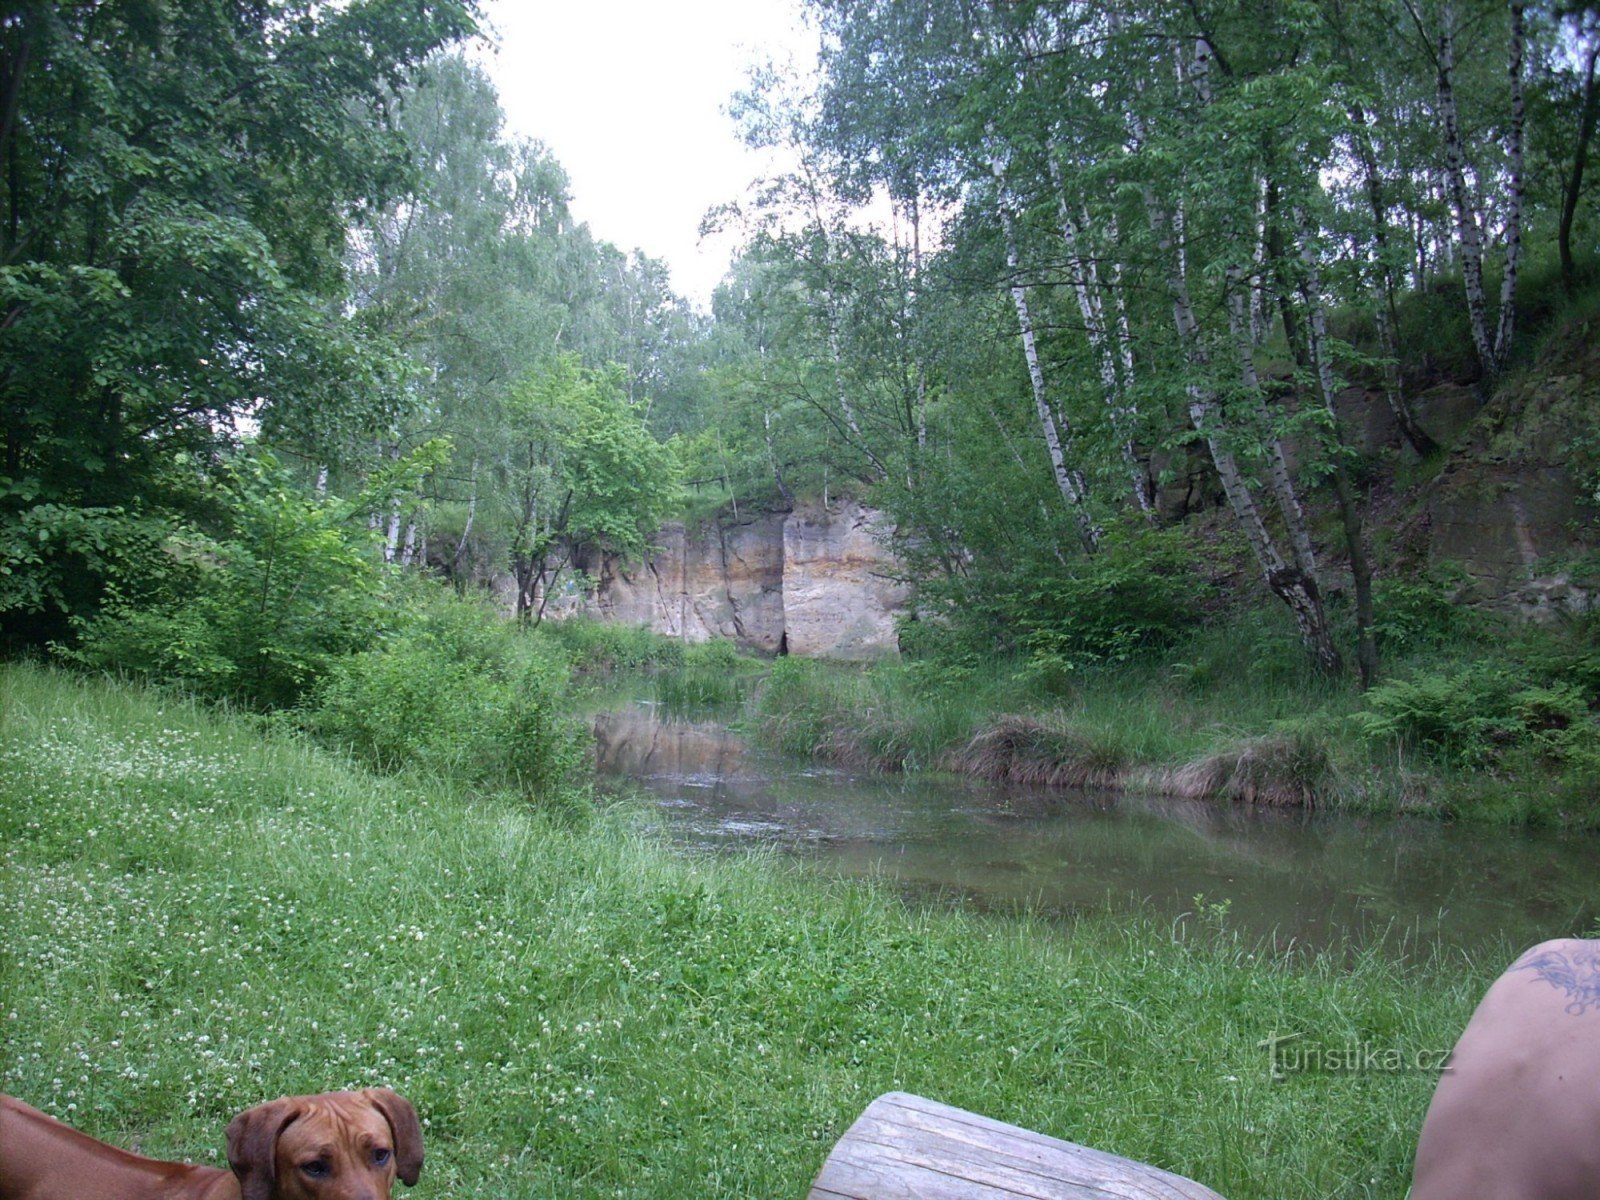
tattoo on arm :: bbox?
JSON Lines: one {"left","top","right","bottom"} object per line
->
{"left": 1512, "top": 944, "right": 1600, "bottom": 1015}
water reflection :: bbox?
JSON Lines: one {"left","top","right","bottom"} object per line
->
{"left": 594, "top": 703, "right": 1600, "bottom": 955}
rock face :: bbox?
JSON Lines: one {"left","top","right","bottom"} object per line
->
{"left": 566, "top": 498, "right": 908, "bottom": 659}
{"left": 780, "top": 503, "right": 910, "bottom": 658}
{"left": 1417, "top": 323, "right": 1600, "bottom": 621}
{"left": 580, "top": 512, "right": 787, "bottom": 653}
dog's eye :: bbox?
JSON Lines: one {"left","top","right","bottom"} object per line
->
{"left": 372, "top": 1147, "right": 392, "bottom": 1167}
{"left": 300, "top": 1160, "right": 330, "bottom": 1179}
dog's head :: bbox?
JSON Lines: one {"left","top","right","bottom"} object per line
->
{"left": 225, "top": 1088, "right": 423, "bottom": 1200}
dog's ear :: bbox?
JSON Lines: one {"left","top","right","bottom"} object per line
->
{"left": 226, "top": 1098, "right": 300, "bottom": 1200}
{"left": 363, "top": 1088, "right": 424, "bottom": 1187}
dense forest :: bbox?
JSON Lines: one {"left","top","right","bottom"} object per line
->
{"left": 2, "top": 0, "right": 1599, "bottom": 805}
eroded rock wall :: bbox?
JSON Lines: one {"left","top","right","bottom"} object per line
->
{"left": 565, "top": 498, "right": 907, "bottom": 658}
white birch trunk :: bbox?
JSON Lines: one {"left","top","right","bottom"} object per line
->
{"left": 1141, "top": 43, "right": 1341, "bottom": 672}
{"left": 1148, "top": 186, "right": 1282, "bottom": 577}
{"left": 1047, "top": 156, "right": 1150, "bottom": 515}
{"left": 1494, "top": 1, "right": 1526, "bottom": 370}
{"left": 400, "top": 518, "right": 417, "bottom": 568}
{"left": 1001, "top": 205, "right": 1097, "bottom": 549}
{"left": 382, "top": 443, "right": 402, "bottom": 564}
{"left": 1225, "top": 262, "right": 1318, "bottom": 577}
{"left": 990, "top": 166, "right": 1097, "bottom": 553}
{"left": 1436, "top": 2, "right": 1497, "bottom": 374}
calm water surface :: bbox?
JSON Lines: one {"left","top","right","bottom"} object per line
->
{"left": 596, "top": 702, "right": 1600, "bottom": 955}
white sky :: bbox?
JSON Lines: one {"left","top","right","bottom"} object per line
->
{"left": 476, "top": 0, "right": 815, "bottom": 308}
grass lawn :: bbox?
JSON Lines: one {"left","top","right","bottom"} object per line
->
{"left": 0, "top": 663, "right": 1493, "bottom": 1198}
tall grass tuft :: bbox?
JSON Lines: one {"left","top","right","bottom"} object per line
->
{"left": 945, "top": 714, "right": 1126, "bottom": 788}
{"left": 1159, "top": 726, "right": 1334, "bottom": 808}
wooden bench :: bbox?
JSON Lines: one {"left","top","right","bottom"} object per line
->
{"left": 808, "top": 1092, "right": 1228, "bottom": 1200}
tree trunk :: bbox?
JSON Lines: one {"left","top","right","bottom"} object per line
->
{"left": 451, "top": 459, "right": 478, "bottom": 582}
{"left": 1348, "top": 101, "right": 1439, "bottom": 456}
{"left": 1493, "top": 2, "right": 1526, "bottom": 371}
{"left": 1144, "top": 173, "right": 1340, "bottom": 674}
{"left": 1049, "top": 154, "right": 1151, "bottom": 517}
{"left": 1226, "top": 256, "right": 1319, "bottom": 581}
{"left": 400, "top": 518, "right": 418, "bottom": 568}
{"left": 1301, "top": 232, "right": 1379, "bottom": 688}
{"left": 993, "top": 179, "right": 1098, "bottom": 554}
{"left": 1435, "top": 2, "right": 1497, "bottom": 378}
{"left": 1560, "top": 40, "right": 1600, "bottom": 295}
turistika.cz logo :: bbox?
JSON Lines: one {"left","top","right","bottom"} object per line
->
{"left": 1258, "top": 1032, "right": 1452, "bottom": 1082}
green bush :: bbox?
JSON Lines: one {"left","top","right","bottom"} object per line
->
{"left": 62, "top": 456, "right": 399, "bottom": 707}
{"left": 306, "top": 591, "right": 586, "bottom": 803}
{"left": 1370, "top": 568, "right": 1479, "bottom": 654}
{"left": 1356, "top": 663, "right": 1600, "bottom": 768}
{"left": 1006, "top": 524, "right": 1211, "bottom": 674}
{"left": 0, "top": 503, "right": 180, "bottom": 649}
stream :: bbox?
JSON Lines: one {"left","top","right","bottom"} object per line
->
{"left": 595, "top": 701, "right": 1600, "bottom": 956}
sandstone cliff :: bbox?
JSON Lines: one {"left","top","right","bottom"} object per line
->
{"left": 560, "top": 498, "right": 909, "bottom": 659}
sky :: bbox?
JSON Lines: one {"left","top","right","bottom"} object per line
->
{"left": 476, "top": 0, "right": 815, "bottom": 308}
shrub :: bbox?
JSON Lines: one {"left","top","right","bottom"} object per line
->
{"left": 1356, "top": 663, "right": 1600, "bottom": 769}
{"left": 63, "top": 456, "right": 399, "bottom": 707}
{"left": 1010, "top": 524, "right": 1212, "bottom": 672}
{"left": 307, "top": 592, "right": 586, "bottom": 803}
{"left": 0, "top": 503, "right": 178, "bottom": 649}
{"left": 1370, "top": 568, "right": 1479, "bottom": 654}
{"left": 1355, "top": 665, "right": 1523, "bottom": 766}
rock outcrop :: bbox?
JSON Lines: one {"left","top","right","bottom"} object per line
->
{"left": 1416, "top": 321, "right": 1600, "bottom": 621}
{"left": 561, "top": 498, "right": 909, "bottom": 659}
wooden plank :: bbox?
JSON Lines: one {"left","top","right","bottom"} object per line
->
{"left": 808, "top": 1093, "right": 1227, "bottom": 1200}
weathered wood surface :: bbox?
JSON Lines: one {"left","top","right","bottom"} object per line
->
{"left": 808, "top": 1092, "right": 1228, "bottom": 1200}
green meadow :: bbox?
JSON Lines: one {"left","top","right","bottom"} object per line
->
{"left": 0, "top": 663, "right": 1494, "bottom": 1198}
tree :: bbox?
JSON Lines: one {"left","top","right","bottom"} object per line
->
{"left": 0, "top": 0, "right": 480, "bottom": 645}
{"left": 496, "top": 355, "right": 678, "bottom": 623}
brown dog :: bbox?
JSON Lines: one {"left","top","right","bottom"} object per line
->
{"left": 1411, "top": 937, "right": 1600, "bottom": 1200}
{"left": 0, "top": 1088, "right": 422, "bottom": 1200}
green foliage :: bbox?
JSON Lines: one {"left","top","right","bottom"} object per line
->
{"left": 1356, "top": 664, "right": 1600, "bottom": 768}
{"left": 496, "top": 355, "right": 680, "bottom": 620}
{"left": 0, "top": 504, "right": 175, "bottom": 644}
{"left": 924, "top": 523, "right": 1214, "bottom": 680}
{"left": 544, "top": 618, "right": 686, "bottom": 673}
{"left": 63, "top": 454, "right": 402, "bottom": 708}
{"left": 1369, "top": 568, "right": 1479, "bottom": 654}
{"left": 1018, "top": 530, "right": 1210, "bottom": 668}
{"left": 306, "top": 591, "right": 585, "bottom": 804}
{"left": 0, "top": 0, "right": 479, "bottom": 646}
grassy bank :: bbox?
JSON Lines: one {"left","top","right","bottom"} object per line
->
{"left": 0, "top": 662, "right": 1490, "bottom": 1198}
{"left": 752, "top": 603, "right": 1600, "bottom": 829}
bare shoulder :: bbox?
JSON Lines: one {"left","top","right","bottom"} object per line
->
{"left": 1505, "top": 938, "right": 1600, "bottom": 1015}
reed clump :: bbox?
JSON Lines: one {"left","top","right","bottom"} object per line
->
{"left": 944, "top": 714, "right": 1126, "bottom": 789}
{"left": 1156, "top": 727, "right": 1333, "bottom": 808}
